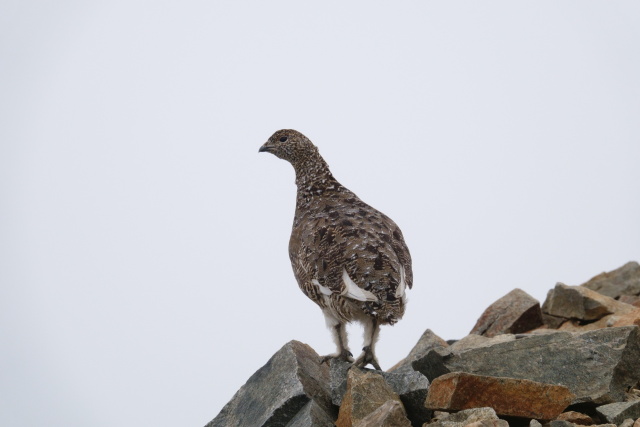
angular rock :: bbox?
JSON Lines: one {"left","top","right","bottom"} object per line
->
{"left": 415, "top": 326, "right": 640, "bottom": 405}
{"left": 555, "top": 410, "right": 594, "bottom": 425}
{"left": 353, "top": 400, "right": 411, "bottom": 427}
{"left": 542, "top": 283, "right": 635, "bottom": 321}
{"left": 595, "top": 401, "right": 640, "bottom": 425}
{"left": 619, "top": 294, "right": 640, "bottom": 307}
{"left": 581, "top": 261, "right": 640, "bottom": 299}
{"left": 390, "top": 329, "right": 448, "bottom": 372}
{"left": 329, "top": 358, "right": 352, "bottom": 406}
{"left": 336, "top": 368, "right": 407, "bottom": 427}
{"left": 331, "top": 359, "right": 430, "bottom": 425}
{"left": 620, "top": 419, "right": 636, "bottom": 427}
{"left": 381, "top": 366, "right": 431, "bottom": 426}
{"left": 425, "top": 407, "right": 505, "bottom": 427}
{"left": 470, "top": 288, "right": 543, "bottom": 337}
{"left": 424, "top": 372, "right": 573, "bottom": 419}
{"left": 206, "top": 341, "right": 334, "bottom": 427}
{"left": 287, "top": 400, "right": 335, "bottom": 427}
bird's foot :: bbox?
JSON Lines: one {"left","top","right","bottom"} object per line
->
{"left": 320, "top": 349, "right": 354, "bottom": 365}
{"left": 353, "top": 346, "right": 382, "bottom": 370}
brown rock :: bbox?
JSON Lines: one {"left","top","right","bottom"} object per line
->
{"left": 424, "top": 372, "right": 574, "bottom": 420}
{"left": 353, "top": 400, "right": 411, "bottom": 427}
{"left": 425, "top": 407, "right": 504, "bottom": 427}
{"left": 542, "top": 283, "right": 635, "bottom": 321}
{"left": 336, "top": 368, "right": 407, "bottom": 427}
{"left": 555, "top": 410, "right": 594, "bottom": 425}
{"left": 470, "top": 288, "right": 543, "bottom": 337}
{"left": 581, "top": 261, "right": 640, "bottom": 299}
{"left": 619, "top": 295, "right": 640, "bottom": 307}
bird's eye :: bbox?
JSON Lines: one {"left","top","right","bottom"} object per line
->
{"left": 279, "top": 136, "right": 288, "bottom": 142}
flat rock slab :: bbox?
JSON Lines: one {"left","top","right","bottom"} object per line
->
{"left": 336, "top": 368, "right": 407, "bottom": 427}
{"left": 542, "top": 283, "right": 635, "bottom": 321}
{"left": 206, "top": 340, "right": 333, "bottom": 427}
{"left": 415, "top": 326, "right": 640, "bottom": 405}
{"left": 470, "top": 288, "right": 543, "bottom": 337}
{"left": 424, "top": 372, "right": 573, "bottom": 420}
{"left": 595, "top": 401, "right": 640, "bottom": 425}
{"left": 581, "top": 261, "right": 640, "bottom": 299}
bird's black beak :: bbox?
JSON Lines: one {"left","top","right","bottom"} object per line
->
{"left": 258, "top": 143, "right": 271, "bottom": 153}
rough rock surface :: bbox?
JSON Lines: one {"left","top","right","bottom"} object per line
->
{"left": 581, "top": 261, "right": 640, "bottom": 299}
{"left": 542, "top": 283, "right": 635, "bottom": 321}
{"left": 209, "top": 261, "right": 640, "bottom": 427}
{"left": 555, "top": 410, "right": 594, "bottom": 425}
{"left": 424, "top": 372, "right": 573, "bottom": 419}
{"left": 425, "top": 407, "right": 506, "bottom": 427}
{"left": 470, "top": 288, "right": 543, "bottom": 337}
{"left": 415, "top": 326, "right": 640, "bottom": 404}
{"left": 391, "top": 329, "right": 449, "bottom": 372}
{"left": 353, "top": 400, "right": 411, "bottom": 427}
{"left": 205, "top": 341, "right": 333, "bottom": 427}
{"left": 336, "top": 368, "right": 409, "bottom": 427}
{"left": 595, "top": 401, "right": 640, "bottom": 425}
{"left": 287, "top": 401, "right": 335, "bottom": 427}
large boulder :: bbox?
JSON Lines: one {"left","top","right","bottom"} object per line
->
{"left": 205, "top": 341, "right": 334, "bottom": 427}
{"left": 424, "top": 372, "right": 573, "bottom": 420}
{"left": 581, "top": 261, "right": 640, "bottom": 299}
{"left": 470, "top": 288, "right": 543, "bottom": 337}
{"left": 414, "top": 326, "right": 640, "bottom": 405}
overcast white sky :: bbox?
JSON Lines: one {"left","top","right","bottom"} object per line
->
{"left": 1, "top": 2, "right": 639, "bottom": 426}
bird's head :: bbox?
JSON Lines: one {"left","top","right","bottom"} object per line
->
{"left": 259, "top": 129, "right": 318, "bottom": 164}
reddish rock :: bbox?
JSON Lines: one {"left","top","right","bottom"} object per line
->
{"left": 470, "top": 288, "right": 543, "bottom": 337}
{"left": 424, "top": 372, "right": 574, "bottom": 420}
{"left": 336, "top": 368, "right": 407, "bottom": 427}
{"left": 619, "top": 295, "right": 640, "bottom": 307}
{"left": 555, "top": 410, "right": 594, "bottom": 425}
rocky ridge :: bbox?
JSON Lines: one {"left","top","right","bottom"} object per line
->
{"left": 207, "top": 261, "right": 640, "bottom": 427}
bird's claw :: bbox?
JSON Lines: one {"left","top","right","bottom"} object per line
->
{"left": 320, "top": 349, "right": 354, "bottom": 365}
{"left": 353, "top": 346, "right": 382, "bottom": 370}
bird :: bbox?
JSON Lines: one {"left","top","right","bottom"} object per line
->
{"left": 259, "top": 129, "right": 413, "bottom": 370}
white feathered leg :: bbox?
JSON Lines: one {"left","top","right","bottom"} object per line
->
{"left": 354, "top": 317, "right": 381, "bottom": 370}
{"left": 320, "top": 310, "right": 353, "bottom": 363}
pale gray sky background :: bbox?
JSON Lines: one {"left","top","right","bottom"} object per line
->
{"left": 1, "top": 2, "right": 639, "bottom": 426}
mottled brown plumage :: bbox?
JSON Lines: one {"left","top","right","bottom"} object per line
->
{"left": 259, "top": 129, "right": 413, "bottom": 369}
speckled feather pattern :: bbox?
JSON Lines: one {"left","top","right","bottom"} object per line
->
{"left": 260, "top": 129, "right": 413, "bottom": 327}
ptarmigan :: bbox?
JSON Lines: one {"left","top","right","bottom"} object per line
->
{"left": 259, "top": 129, "right": 413, "bottom": 370}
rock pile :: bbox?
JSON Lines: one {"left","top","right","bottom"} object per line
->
{"left": 206, "top": 261, "right": 640, "bottom": 427}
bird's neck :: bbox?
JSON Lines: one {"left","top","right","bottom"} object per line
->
{"left": 292, "top": 153, "right": 340, "bottom": 198}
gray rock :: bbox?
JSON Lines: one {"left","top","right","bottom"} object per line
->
{"left": 581, "top": 261, "right": 640, "bottom": 299}
{"left": 390, "top": 329, "right": 448, "bottom": 372}
{"left": 546, "top": 421, "right": 573, "bottom": 427}
{"left": 595, "top": 401, "right": 640, "bottom": 425}
{"left": 470, "top": 288, "right": 543, "bottom": 337}
{"left": 381, "top": 366, "right": 431, "bottom": 427}
{"left": 529, "top": 421, "right": 542, "bottom": 427}
{"left": 286, "top": 401, "right": 334, "bottom": 427}
{"left": 542, "top": 283, "right": 635, "bottom": 321}
{"left": 206, "top": 341, "right": 334, "bottom": 427}
{"left": 414, "top": 326, "right": 640, "bottom": 405}
{"left": 329, "top": 358, "right": 351, "bottom": 406}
